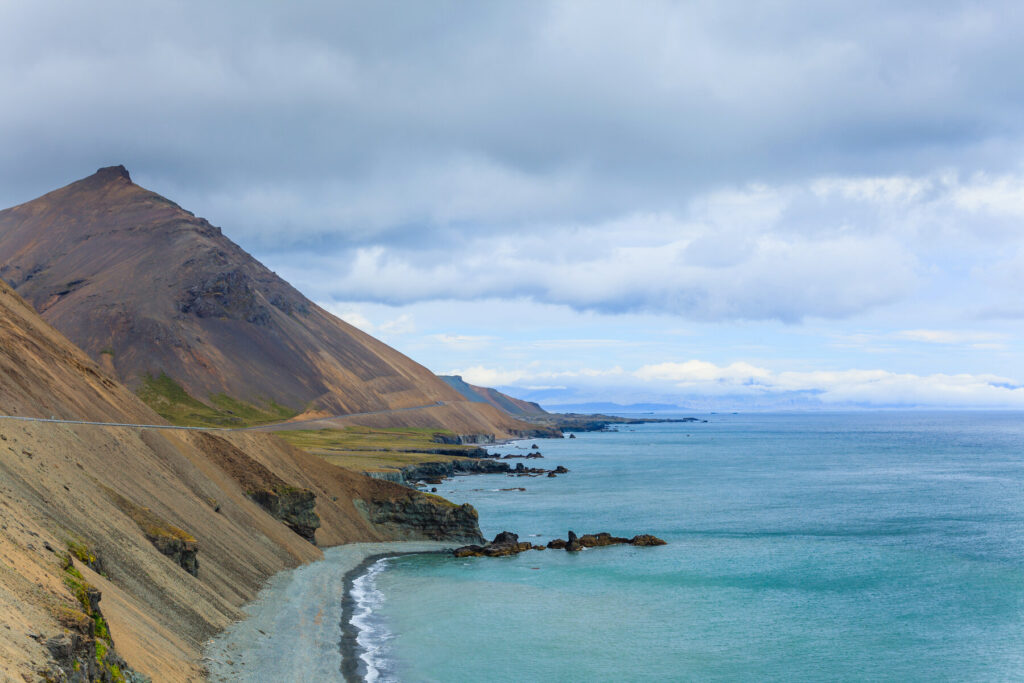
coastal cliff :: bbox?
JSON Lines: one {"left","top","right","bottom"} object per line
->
{"left": 354, "top": 494, "right": 485, "bottom": 544}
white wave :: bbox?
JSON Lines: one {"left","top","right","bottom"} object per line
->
{"left": 350, "top": 558, "right": 396, "bottom": 683}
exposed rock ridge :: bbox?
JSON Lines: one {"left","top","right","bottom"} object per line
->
{"left": 46, "top": 553, "right": 151, "bottom": 682}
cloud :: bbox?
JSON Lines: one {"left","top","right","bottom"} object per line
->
{"left": 468, "top": 359, "right": 1024, "bottom": 408}
{"left": 896, "top": 329, "right": 1008, "bottom": 345}
{"left": 450, "top": 364, "right": 625, "bottom": 388}
{"left": 431, "top": 334, "right": 495, "bottom": 350}
{"left": 4, "top": 1, "right": 1024, "bottom": 233}
{"left": 635, "top": 360, "right": 773, "bottom": 384}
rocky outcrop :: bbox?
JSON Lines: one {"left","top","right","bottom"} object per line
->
{"left": 455, "top": 529, "right": 667, "bottom": 557}
{"left": 453, "top": 531, "right": 542, "bottom": 557}
{"left": 194, "top": 432, "right": 322, "bottom": 543}
{"left": 46, "top": 555, "right": 152, "bottom": 682}
{"left": 509, "top": 426, "right": 563, "bottom": 439}
{"left": 549, "top": 530, "right": 667, "bottom": 551}
{"left": 178, "top": 268, "right": 273, "bottom": 325}
{"left": 389, "top": 458, "right": 513, "bottom": 485}
{"left": 354, "top": 493, "right": 484, "bottom": 544}
{"left": 502, "top": 451, "right": 544, "bottom": 459}
{"left": 105, "top": 487, "right": 200, "bottom": 576}
{"left": 629, "top": 534, "right": 669, "bottom": 547}
{"left": 431, "top": 432, "right": 497, "bottom": 445}
{"left": 247, "top": 486, "right": 321, "bottom": 543}
{"left": 379, "top": 458, "right": 572, "bottom": 487}
{"left": 145, "top": 533, "right": 199, "bottom": 577}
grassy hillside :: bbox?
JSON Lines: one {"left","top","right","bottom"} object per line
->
{"left": 276, "top": 426, "right": 485, "bottom": 472}
{"left": 137, "top": 372, "right": 297, "bottom": 427}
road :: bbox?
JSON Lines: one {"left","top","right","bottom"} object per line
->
{"left": 0, "top": 401, "right": 448, "bottom": 433}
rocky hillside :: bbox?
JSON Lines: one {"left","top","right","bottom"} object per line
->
{"left": 439, "top": 375, "right": 549, "bottom": 419}
{"left": 0, "top": 166, "right": 532, "bottom": 438}
{"left": 0, "top": 279, "right": 480, "bottom": 681}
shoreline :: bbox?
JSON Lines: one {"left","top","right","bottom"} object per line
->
{"left": 339, "top": 550, "right": 447, "bottom": 682}
{"left": 203, "top": 541, "right": 454, "bottom": 682}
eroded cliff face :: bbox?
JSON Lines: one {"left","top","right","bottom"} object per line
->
{"left": 247, "top": 487, "right": 320, "bottom": 544}
{"left": 354, "top": 494, "right": 485, "bottom": 545}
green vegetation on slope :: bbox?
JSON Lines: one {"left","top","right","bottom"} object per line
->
{"left": 104, "top": 486, "right": 196, "bottom": 544}
{"left": 276, "top": 426, "right": 482, "bottom": 472}
{"left": 137, "top": 372, "right": 296, "bottom": 427}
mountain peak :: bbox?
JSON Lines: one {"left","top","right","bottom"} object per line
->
{"left": 95, "top": 164, "right": 131, "bottom": 182}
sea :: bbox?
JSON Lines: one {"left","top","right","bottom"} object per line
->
{"left": 348, "top": 412, "right": 1024, "bottom": 682}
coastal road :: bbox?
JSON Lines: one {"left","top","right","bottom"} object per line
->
{"left": 0, "top": 401, "right": 449, "bottom": 433}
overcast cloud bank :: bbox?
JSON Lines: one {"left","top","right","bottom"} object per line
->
{"left": 3, "top": 1, "right": 1024, "bottom": 407}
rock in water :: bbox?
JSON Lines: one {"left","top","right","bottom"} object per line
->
{"left": 577, "top": 532, "right": 629, "bottom": 547}
{"left": 546, "top": 531, "right": 667, "bottom": 552}
{"left": 453, "top": 531, "right": 535, "bottom": 557}
{"left": 629, "top": 534, "right": 668, "bottom": 546}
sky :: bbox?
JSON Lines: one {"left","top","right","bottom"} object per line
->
{"left": 3, "top": 1, "right": 1024, "bottom": 409}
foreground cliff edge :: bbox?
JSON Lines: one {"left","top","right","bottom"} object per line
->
{"left": 0, "top": 280, "right": 483, "bottom": 681}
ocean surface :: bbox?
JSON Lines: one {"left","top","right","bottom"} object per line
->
{"left": 351, "top": 412, "right": 1024, "bottom": 682}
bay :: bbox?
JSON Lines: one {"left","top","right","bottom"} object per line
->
{"left": 360, "top": 412, "right": 1024, "bottom": 682}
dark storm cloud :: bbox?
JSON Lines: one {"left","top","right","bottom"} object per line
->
{"left": 2, "top": 1, "right": 1023, "bottom": 319}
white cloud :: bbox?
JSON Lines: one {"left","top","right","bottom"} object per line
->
{"left": 377, "top": 313, "right": 416, "bottom": 335}
{"left": 430, "top": 334, "right": 495, "bottom": 350}
{"left": 460, "top": 359, "right": 1024, "bottom": 408}
{"left": 953, "top": 173, "right": 1024, "bottom": 217}
{"left": 336, "top": 310, "right": 373, "bottom": 332}
{"left": 634, "top": 360, "right": 773, "bottom": 384}
{"left": 896, "top": 329, "right": 1008, "bottom": 345}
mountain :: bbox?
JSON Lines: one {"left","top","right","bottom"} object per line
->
{"left": 439, "top": 375, "right": 549, "bottom": 419}
{"left": 0, "top": 166, "right": 536, "bottom": 438}
{"left": 541, "top": 401, "right": 689, "bottom": 414}
{"left": 0, "top": 277, "right": 479, "bottom": 680}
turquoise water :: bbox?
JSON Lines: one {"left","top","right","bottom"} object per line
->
{"left": 358, "top": 413, "right": 1024, "bottom": 681}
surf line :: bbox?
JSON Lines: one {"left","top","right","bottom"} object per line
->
{"left": 339, "top": 550, "right": 448, "bottom": 683}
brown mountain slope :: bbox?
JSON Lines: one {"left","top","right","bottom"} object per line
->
{"left": 0, "top": 165, "right": 532, "bottom": 437}
{"left": 440, "top": 374, "right": 550, "bottom": 419}
{"left": 0, "top": 279, "right": 479, "bottom": 680}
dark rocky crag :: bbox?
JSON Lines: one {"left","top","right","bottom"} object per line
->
{"left": 354, "top": 494, "right": 485, "bottom": 544}
{"left": 246, "top": 487, "right": 320, "bottom": 544}
{"left": 47, "top": 552, "right": 151, "bottom": 682}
